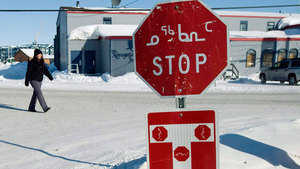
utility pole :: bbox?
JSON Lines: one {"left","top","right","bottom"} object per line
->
{"left": 299, "top": 0, "right": 300, "bottom": 13}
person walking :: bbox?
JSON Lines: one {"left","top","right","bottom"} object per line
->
{"left": 25, "top": 49, "right": 53, "bottom": 113}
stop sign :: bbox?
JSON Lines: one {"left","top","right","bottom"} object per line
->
{"left": 134, "top": 0, "right": 228, "bottom": 97}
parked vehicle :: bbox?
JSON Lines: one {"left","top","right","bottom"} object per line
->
{"left": 259, "top": 59, "right": 300, "bottom": 85}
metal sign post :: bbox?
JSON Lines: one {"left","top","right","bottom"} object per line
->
{"left": 176, "top": 97, "right": 186, "bottom": 109}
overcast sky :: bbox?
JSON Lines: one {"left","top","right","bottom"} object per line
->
{"left": 0, "top": 0, "right": 300, "bottom": 46}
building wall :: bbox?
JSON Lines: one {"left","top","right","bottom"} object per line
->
{"left": 110, "top": 39, "right": 134, "bottom": 76}
{"left": 289, "top": 41, "right": 300, "bottom": 53}
{"left": 57, "top": 11, "right": 69, "bottom": 71}
{"left": 68, "top": 38, "right": 134, "bottom": 76}
{"left": 57, "top": 12, "right": 146, "bottom": 71}
{"left": 221, "top": 17, "right": 281, "bottom": 32}
{"left": 230, "top": 40, "right": 280, "bottom": 76}
{"left": 55, "top": 9, "right": 300, "bottom": 76}
{"left": 99, "top": 40, "right": 111, "bottom": 73}
{"left": 230, "top": 40, "right": 300, "bottom": 76}
{"left": 274, "top": 41, "right": 300, "bottom": 62}
{"left": 68, "top": 40, "right": 101, "bottom": 74}
{"left": 230, "top": 41, "right": 262, "bottom": 75}
{"left": 66, "top": 12, "right": 146, "bottom": 33}
{"left": 14, "top": 51, "right": 29, "bottom": 62}
{"left": 14, "top": 51, "right": 52, "bottom": 65}
{"left": 65, "top": 12, "right": 283, "bottom": 33}
{"left": 1, "top": 45, "right": 54, "bottom": 60}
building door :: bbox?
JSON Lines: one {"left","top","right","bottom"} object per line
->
{"left": 84, "top": 50, "right": 96, "bottom": 74}
{"left": 71, "top": 51, "right": 82, "bottom": 73}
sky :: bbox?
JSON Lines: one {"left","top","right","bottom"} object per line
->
{"left": 0, "top": 0, "right": 300, "bottom": 46}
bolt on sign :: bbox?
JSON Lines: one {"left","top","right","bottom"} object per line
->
{"left": 133, "top": 0, "right": 229, "bottom": 97}
{"left": 147, "top": 110, "right": 219, "bottom": 169}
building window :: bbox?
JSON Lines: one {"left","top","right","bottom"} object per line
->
{"left": 267, "top": 22, "right": 275, "bottom": 31}
{"left": 277, "top": 49, "right": 287, "bottom": 62}
{"left": 246, "top": 49, "right": 256, "bottom": 67}
{"left": 240, "top": 21, "right": 248, "bottom": 31}
{"left": 261, "top": 49, "right": 274, "bottom": 67}
{"left": 289, "top": 48, "right": 298, "bottom": 59}
{"left": 103, "top": 17, "right": 112, "bottom": 24}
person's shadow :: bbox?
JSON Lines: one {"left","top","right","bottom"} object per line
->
{"left": 0, "top": 103, "right": 42, "bottom": 113}
{"left": 220, "top": 134, "right": 300, "bottom": 169}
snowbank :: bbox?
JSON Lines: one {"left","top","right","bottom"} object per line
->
{"left": 0, "top": 62, "right": 148, "bottom": 92}
{"left": 0, "top": 62, "right": 27, "bottom": 80}
{"left": 216, "top": 10, "right": 300, "bottom": 19}
{"left": 0, "top": 62, "right": 300, "bottom": 94}
{"left": 69, "top": 24, "right": 138, "bottom": 40}
{"left": 48, "top": 63, "right": 57, "bottom": 73}
{"left": 230, "top": 29, "right": 300, "bottom": 38}
{"left": 278, "top": 17, "right": 300, "bottom": 30}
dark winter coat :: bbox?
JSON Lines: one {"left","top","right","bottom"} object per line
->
{"left": 25, "top": 58, "right": 53, "bottom": 86}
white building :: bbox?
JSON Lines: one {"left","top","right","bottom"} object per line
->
{"left": 54, "top": 6, "right": 300, "bottom": 76}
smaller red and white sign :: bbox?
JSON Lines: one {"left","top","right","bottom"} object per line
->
{"left": 147, "top": 110, "right": 219, "bottom": 169}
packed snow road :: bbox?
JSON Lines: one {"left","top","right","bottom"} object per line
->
{"left": 0, "top": 88, "right": 300, "bottom": 169}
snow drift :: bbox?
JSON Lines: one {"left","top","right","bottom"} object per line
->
{"left": 0, "top": 62, "right": 28, "bottom": 80}
{"left": 69, "top": 24, "right": 138, "bottom": 40}
{"left": 230, "top": 29, "right": 300, "bottom": 38}
{"left": 278, "top": 17, "right": 300, "bottom": 30}
{"left": 0, "top": 62, "right": 300, "bottom": 94}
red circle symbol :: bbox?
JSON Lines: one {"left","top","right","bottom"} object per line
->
{"left": 152, "top": 126, "right": 168, "bottom": 141}
{"left": 174, "top": 146, "right": 190, "bottom": 162}
{"left": 134, "top": 0, "right": 228, "bottom": 97}
{"left": 195, "top": 125, "right": 211, "bottom": 140}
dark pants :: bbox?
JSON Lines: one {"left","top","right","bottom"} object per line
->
{"left": 28, "top": 80, "right": 48, "bottom": 111}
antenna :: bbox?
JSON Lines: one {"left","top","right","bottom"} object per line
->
{"left": 111, "top": 0, "right": 121, "bottom": 8}
{"left": 34, "top": 32, "right": 40, "bottom": 46}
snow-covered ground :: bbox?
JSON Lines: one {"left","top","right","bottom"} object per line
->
{"left": 0, "top": 62, "right": 299, "bottom": 94}
{"left": 0, "top": 62, "right": 300, "bottom": 169}
{"left": 0, "top": 89, "right": 299, "bottom": 169}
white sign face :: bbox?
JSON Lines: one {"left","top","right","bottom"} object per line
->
{"left": 149, "top": 123, "right": 215, "bottom": 169}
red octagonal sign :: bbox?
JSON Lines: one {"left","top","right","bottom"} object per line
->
{"left": 152, "top": 126, "right": 168, "bottom": 141}
{"left": 134, "top": 0, "right": 229, "bottom": 97}
{"left": 174, "top": 146, "right": 190, "bottom": 162}
{"left": 195, "top": 125, "right": 211, "bottom": 140}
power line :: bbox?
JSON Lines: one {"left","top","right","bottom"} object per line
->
{"left": 0, "top": 10, "right": 60, "bottom": 12}
{"left": 0, "top": 4, "right": 300, "bottom": 12}
{"left": 212, "top": 4, "right": 300, "bottom": 10}
{"left": 120, "top": 0, "right": 140, "bottom": 8}
{"left": 0, "top": 9, "right": 150, "bottom": 12}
